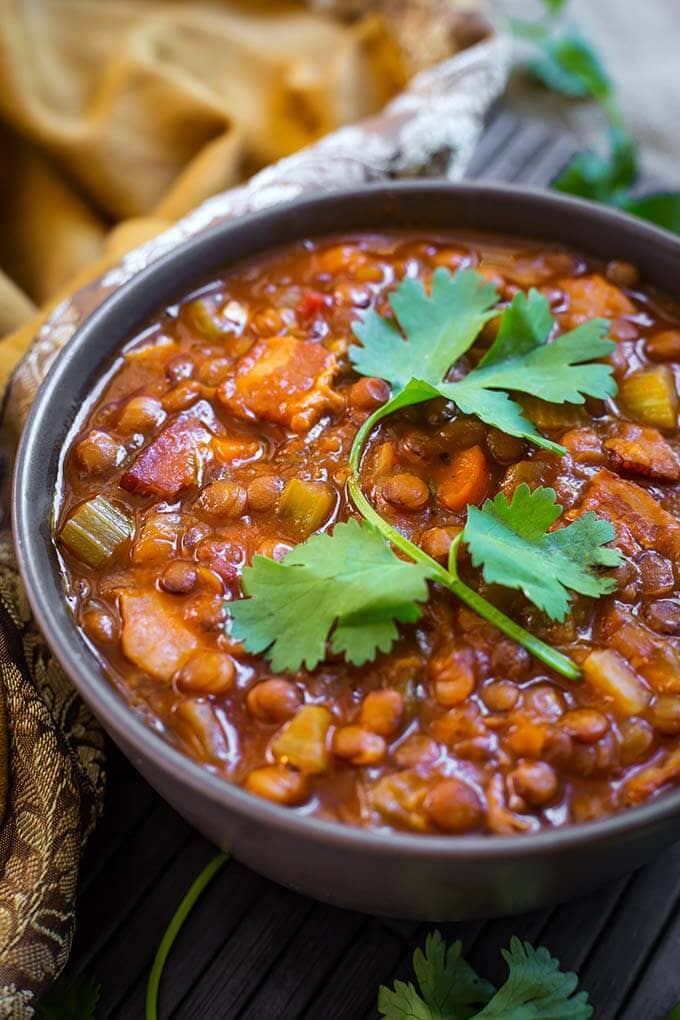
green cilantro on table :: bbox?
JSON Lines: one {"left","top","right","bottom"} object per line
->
{"left": 512, "top": 0, "right": 680, "bottom": 235}
{"left": 379, "top": 932, "right": 495, "bottom": 1019}
{"left": 523, "top": 28, "right": 611, "bottom": 102}
{"left": 379, "top": 932, "right": 593, "bottom": 1020}
{"left": 230, "top": 267, "right": 620, "bottom": 681}
{"left": 465, "top": 484, "right": 621, "bottom": 622}
{"left": 35, "top": 974, "right": 100, "bottom": 1019}
{"left": 230, "top": 519, "right": 432, "bottom": 671}
{"left": 553, "top": 124, "right": 637, "bottom": 206}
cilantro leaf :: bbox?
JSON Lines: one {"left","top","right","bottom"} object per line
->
{"left": 446, "top": 386, "right": 561, "bottom": 454}
{"left": 350, "top": 268, "right": 499, "bottom": 392}
{"left": 541, "top": 0, "right": 566, "bottom": 12}
{"left": 350, "top": 273, "right": 615, "bottom": 456}
{"left": 378, "top": 931, "right": 495, "bottom": 1020}
{"left": 35, "top": 974, "right": 100, "bottom": 1020}
{"left": 474, "top": 937, "right": 593, "bottom": 1019}
{"left": 554, "top": 125, "right": 638, "bottom": 204}
{"left": 465, "top": 289, "right": 615, "bottom": 403}
{"left": 621, "top": 192, "right": 680, "bottom": 236}
{"left": 439, "top": 290, "right": 615, "bottom": 452}
{"left": 229, "top": 518, "right": 433, "bottom": 671}
{"left": 464, "top": 484, "right": 621, "bottom": 621}
{"left": 526, "top": 30, "right": 611, "bottom": 100}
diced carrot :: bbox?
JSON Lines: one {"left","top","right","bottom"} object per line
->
{"left": 646, "top": 329, "right": 680, "bottom": 362}
{"left": 212, "top": 435, "right": 262, "bottom": 464}
{"left": 436, "top": 445, "right": 490, "bottom": 512}
{"left": 559, "top": 273, "right": 636, "bottom": 327}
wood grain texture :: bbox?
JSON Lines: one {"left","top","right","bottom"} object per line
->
{"left": 68, "top": 110, "right": 680, "bottom": 1020}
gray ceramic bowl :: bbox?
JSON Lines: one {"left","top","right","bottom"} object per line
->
{"left": 13, "top": 182, "right": 680, "bottom": 920}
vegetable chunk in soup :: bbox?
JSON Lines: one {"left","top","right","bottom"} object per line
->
{"left": 57, "top": 233, "right": 680, "bottom": 836}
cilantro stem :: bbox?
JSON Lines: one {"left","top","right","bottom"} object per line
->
{"left": 348, "top": 410, "right": 581, "bottom": 681}
{"left": 146, "top": 850, "right": 229, "bottom": 1020}
{"left": 446, "top": 534, "right": 581, "bottom": 680}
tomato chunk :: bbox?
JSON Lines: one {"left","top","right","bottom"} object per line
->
{"left": 559, "top": 273, "right": 635, "bottom": 326}
{"left": 218, "top": 337, "right": 339, "bottom": 432}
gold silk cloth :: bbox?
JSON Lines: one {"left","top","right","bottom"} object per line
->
{"left": 0, "top": 1, "right": 506, "bottom": 1012}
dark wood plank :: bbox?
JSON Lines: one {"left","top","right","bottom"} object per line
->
{"left": 79, "top": 749, "right": 158, "bottom": 895}
{"left": 112, "top": 853, "right": 265, "bottom": 1019}
{"left": 472, "top": 119, "right": 560, "bottom": 183}
{"left": 238, "top": 901, "right": 366, "bottom": 1020}
{"left": 174, "top": 881, "right": 315, "bottom": 1018}
{"left": 71, "top": 799, "right": 191, "bottom": 973}
{"left": 620, "top": 903, "right": 680, "bottom": 1019}
{"left": 577, "top": 845, "right": 680, "bottom": 1018}
{"left": 301, "top": 920, "right": 405, "bottom": 1020}
{"left": 90, "top": 838, "right": 215, "bottom": 1017}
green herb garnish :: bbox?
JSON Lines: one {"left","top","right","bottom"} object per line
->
{"left": 231, "top": 268, "right": 620, "bottom": 680}
{"left": 351, "top": 274, "right": 615, "bottom": 455}
{"left": 512, "top": 0, "right": 680, "bottom": 236}
{"left": 35, "top": 974, "right": 100, "bottom": 1019}
{"left": 230, "top": 519, "right": 432, "bottom": 671}
{"left": 379, "top": 931, "right": 593, "bottom": 1020}
{"left": 465, "top": 484, "right": 620, "bottom": 622}
{"left": 524, "top": 28, "right": 612, "bottom": 101}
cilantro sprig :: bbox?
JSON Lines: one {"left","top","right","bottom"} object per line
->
{"left": 350, "top": 271, "right": 615, "bottom": 456}
{"left": 466, "top": 484, "right": 621, "bottom": 622}
{"left": 513, "top": 0, "right": 680, "bottom": 235}
{"left": 230, "top": 519, "right": 432, "bottom": 671}
{"left": 230, "top": 266, "right": 620, "bottom": 680}
{"left": 379, "top": 931, "right": 593, "bottom": 1020}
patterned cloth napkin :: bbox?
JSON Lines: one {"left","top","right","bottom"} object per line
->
{"left": 0, "top": 17, "right": 507, "bottom": 1016}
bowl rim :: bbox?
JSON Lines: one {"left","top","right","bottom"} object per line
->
{"left": 13, "top": 178, "right": 680, "bottom": 861}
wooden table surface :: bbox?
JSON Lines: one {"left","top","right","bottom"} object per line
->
{"left": 66, "top": 109, "right": 680, "bottom": 1020}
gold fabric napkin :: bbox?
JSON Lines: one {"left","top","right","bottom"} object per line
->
{"left": 0, "top": 2, "right": 505, "bottom": 1012}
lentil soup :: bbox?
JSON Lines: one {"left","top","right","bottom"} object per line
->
{"left": 57, "top": 232, "right": 680, "bottom": 836}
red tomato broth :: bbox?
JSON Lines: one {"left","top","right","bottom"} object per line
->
{"left": 57, "top": 233, "right": 680, "bottom": 835}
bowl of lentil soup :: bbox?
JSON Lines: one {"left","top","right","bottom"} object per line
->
{"left": 14, "top": 183, "right": 680, "bottom": 919}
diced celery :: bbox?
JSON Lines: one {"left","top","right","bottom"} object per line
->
{"left": 271, "top": 705, "right": 331, "bottom": 774}
{"left": 583, "top": 648, "right": 650, "bottom": 716}
{"left": 619, "top": 365, "right": 679, "bottom": 430}
{"left": 278, "top": 479, "right": 335, "bottom": 538}
{"left": 520, "top": 396, "right": 588, "bottom": 430}
{"left": 59, "top": 497, "right": 133, "bottom": 567}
